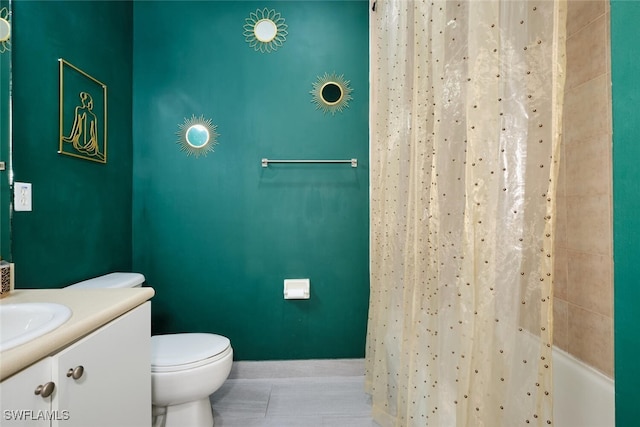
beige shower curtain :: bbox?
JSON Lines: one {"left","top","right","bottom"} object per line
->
{"left": 366, "top": 1, "right": 566, "bottom": 426}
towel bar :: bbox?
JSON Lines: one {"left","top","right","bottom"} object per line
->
{"left": 261, "top": 158, "right": 358, "bottom": 168}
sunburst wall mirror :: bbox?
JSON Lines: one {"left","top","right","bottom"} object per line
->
{"left": 310, "top": 73, "right": 353, "bottom": 115}
{"left": 243, "top": 8, "right": 288, "bottom": 53}
{"left": 0, "top": 6, "right": 11, "bottom": 53}
{"left": 176, "top": 115, "right": 219, "bottom": 158}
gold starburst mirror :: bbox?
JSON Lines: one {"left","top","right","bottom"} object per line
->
{"left": 243, "top": 8, "right": 288, "bottom": 53}
{"left": 310, "top": 73, "right": 353, "bottom": 115}
{"left": 176, "top": 115, "right": 219, "bottom": 158}
{"left": 0, "top": 6, "right": 11, "bottom": 53}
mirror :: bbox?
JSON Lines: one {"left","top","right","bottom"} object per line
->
{"left": 176, "top": 115, "right": 218, "bottom": 158}
{"left": 0, "top": 17, "right": 9, "bottom": 43}
{"left": 254, "top": 19, "right": 277, "bottom": 43}
{"left": 310, "top": 72, "right": 353, "bottom": 115}
{"left": 243, "top": 8, "right": 288, "bottom": 53}
{"left": 185, "top": 124, "right": 210, "bottom": 148}
{"left": 0, "top": 5, "right": 8, "bottom": 47}
{"left": 321, "top": 83, "right": 343, "bottom": 105}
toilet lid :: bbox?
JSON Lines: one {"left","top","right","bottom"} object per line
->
{"left": 151, "top": 333, "right": 230, "bottom": 368}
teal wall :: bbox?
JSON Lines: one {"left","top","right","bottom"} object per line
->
{"left": 132, "top": 1, "right": 370, "bottom": 360}
{"left": 611, "top": 1, "right": 640, "bottom": 424}
{"left": 10, "top": 0, "right": 133, "bottom": 287}
{"left": 6, "top": 0, "right": 369, "bottom": 361}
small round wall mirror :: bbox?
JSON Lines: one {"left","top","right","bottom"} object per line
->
{"left": 254, "top": 19, "right": 277, "bottom": 43}
{"left": 244, "top": 8, "right": 288, "bottom": 53}
{"left": 0, "top": 7, "right": 11, "bottom": 53}
{"left": 310, "top": 73, "right": 353, "bottom": 115}
{"left": 0, "top": 18, "right": 9, "bottom": 43}
{"left": 176, "top": 115, "right": 219, "bottom": 158}
{"left": 321, "top": 83, "right": 343, "bottom": 105}
{"left": 185, "top": 124, "right": 210, "bottom": 148}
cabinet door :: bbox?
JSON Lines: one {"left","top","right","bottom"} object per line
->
{"left": 0, "top": 358, "right": 53, "bottom": 427}
{"left": 51, "top": 302, "right": 151, "bottom": 427}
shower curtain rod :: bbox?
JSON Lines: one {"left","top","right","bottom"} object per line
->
{"left": 261, "top": 158, "right": 358, "bottom": 168}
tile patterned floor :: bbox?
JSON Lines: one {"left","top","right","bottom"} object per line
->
{"left": 210, "top": 360, "right": 380, "bottom": 427}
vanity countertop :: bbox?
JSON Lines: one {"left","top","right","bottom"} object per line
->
{"left": 0, "top": 287, "right": 155, "bottom": 381}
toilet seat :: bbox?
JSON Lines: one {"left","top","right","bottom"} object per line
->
{"left": 151, "top": 333, "right": 231, "bottom": 373}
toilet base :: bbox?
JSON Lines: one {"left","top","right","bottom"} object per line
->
{"left": 152, "top": 398, "right": 214, "bottom": 427}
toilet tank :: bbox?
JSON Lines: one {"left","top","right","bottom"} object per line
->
{"left": 66, "top": 272, "right": 145, "bottom": 289}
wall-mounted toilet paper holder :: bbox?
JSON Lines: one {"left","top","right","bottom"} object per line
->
{"left": 284, "top": 279, "right": 310, "bottom": 299}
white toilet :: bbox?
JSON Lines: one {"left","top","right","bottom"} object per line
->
{"left": 67, "top": 272, "right": 233, "bottom": 427}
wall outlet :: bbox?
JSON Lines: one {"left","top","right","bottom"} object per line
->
{"left": 14, "top": 182, "right": 32, "bottom": 212}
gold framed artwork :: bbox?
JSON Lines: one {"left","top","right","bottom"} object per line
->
{"left": 58, "top": 58, "right": 107, "bottom": 163}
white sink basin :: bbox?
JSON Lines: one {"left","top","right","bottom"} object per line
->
{"left": 0, "top": 303, "right": 72, "bottom": 352}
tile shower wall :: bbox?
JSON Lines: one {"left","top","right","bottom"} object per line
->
{"left": 554, "top": 0, "right": 613, "bottom": 377}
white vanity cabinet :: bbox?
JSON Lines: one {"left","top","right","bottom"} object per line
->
{"left": 0, "top": 358, "right": 52, "bottom": 426}
{"left": 51, "top": 301, "right": 150, "bottom": 427}
{"left": 0, "top": 302, "right": 151, "bottom": 427}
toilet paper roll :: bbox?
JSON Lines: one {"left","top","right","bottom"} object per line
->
{"left": 285, "top": 289, "right": 307, "bottom": 299}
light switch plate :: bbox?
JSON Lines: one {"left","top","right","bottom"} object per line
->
{"left": 14, "top": 182, "right": 32, "bottom": 212}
